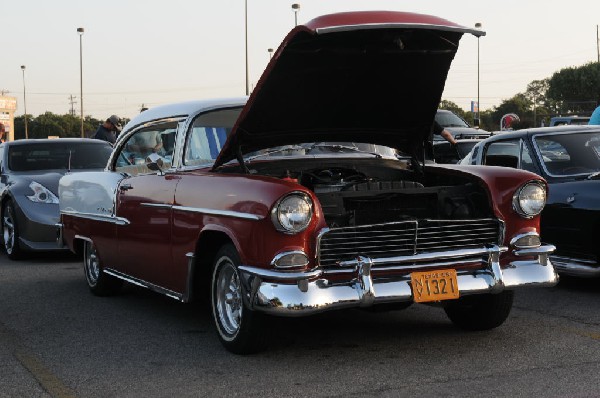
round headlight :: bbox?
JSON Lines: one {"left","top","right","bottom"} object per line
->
{"left": 513, "top": 181, "right": 546, "bottom": 218}
{"left": 271, "top": 193, "right": 313, "bottom": 234}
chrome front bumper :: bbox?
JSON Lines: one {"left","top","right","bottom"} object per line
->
{"left": 239, "top": 245, "right": 558, "bottom": 317}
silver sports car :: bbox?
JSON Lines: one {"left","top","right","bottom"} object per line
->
{"left": 1, "top": 138, "right": 113, "bottom": 260}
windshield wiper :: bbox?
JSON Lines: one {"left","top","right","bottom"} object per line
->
{"left": 308, "top": 143, "right": 382, "bottom": 158}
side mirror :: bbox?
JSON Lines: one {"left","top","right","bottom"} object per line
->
{"left": 146, "top": 152, "right": 167, "bottom": 174}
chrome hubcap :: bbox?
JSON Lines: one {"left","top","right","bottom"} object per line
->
{"left": 215, "top": 260, "right": 243, "bottom": 337}
{"left": 84, "top": 242, "right": 100, "bottom": 286}
{"left": 2, "top": 206, "right": 15, "bottom": 254}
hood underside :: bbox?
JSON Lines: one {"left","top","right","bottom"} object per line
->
{"left": 214, "top": 11, "right": 484, "bottom": 168}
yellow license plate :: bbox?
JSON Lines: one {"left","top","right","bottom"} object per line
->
{"left": 410, "top": 269, "right": 459, "bottom": 303}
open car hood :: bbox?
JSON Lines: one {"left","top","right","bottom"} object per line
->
{"left": 214, "top": 11, "right": 484, "bottom": 168}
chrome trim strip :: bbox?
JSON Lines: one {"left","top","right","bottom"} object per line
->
{"left": 104, "top": 269, "right": 183, "bottom": 301}
{"left": 172, "top": 205, "right": 263, "bottom": 220}
{"left": 141, "top": 203, "right": 173, "bottom": 209}
{"left": 316, "top": 23, "right": 485, "bottom": 37}
{"left": 60, "top": 210, "right": 130, "bottom": 226}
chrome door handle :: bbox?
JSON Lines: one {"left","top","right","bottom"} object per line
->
{"left": 119, "top": 183, "right": 133, "bottom": 191}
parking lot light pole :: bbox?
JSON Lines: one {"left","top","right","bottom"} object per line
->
{"left": 20, "top": 65, "right": 28, "bottom": 139}
{"left": 475, "top": 22, "right": 482, "bottom": 127}
{"left": 77, "top": 27, "right": 84, "bottom": 137}
{"left": 292, "top": 4, "right": 300, "bottom": 27}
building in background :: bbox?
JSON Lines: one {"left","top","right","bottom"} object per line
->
{"left": 0, "top": 96, "right": 17, "bottom": 141}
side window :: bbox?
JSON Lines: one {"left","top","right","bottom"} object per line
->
{"left": 183, "top": 107, "right": 242, "bottom": 166}
{"left": 184, "top": 127, "right": 228, "bottom": 165}
{"left": 115, "top": 122, "right": 177, "bottom": 175}
{"left": 484, "top": 140, "right": 519, "bottom": 168}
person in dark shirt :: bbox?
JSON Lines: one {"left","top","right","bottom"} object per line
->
{"left": 93, "top": 115, "right": 122, "bottom": 144}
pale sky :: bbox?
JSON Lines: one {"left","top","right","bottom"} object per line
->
{"left": 2, "top": 0, "right": 599, "bottom": 119}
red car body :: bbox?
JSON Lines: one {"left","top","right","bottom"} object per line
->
{"left": 59, "top": 11, "right": 557, "bottom": 354}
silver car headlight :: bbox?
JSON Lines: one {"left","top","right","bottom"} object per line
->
{"left": 27, "top": 181, "right": 59, "bottom": 204}
{"left": 271, "top": 192, "right": 313, "bottom": 234}
{"left": 513, "top": 181, "right": 546, "bottom": 218}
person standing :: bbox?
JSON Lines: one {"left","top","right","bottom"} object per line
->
{"left": 589, "top": 105, "right": 600, "bottom": 125}
{"left": 93, "top": 115, "right": 122, "bottom": 144}
{"left": 0, "top": 123, "right": 6, "bottom": 143}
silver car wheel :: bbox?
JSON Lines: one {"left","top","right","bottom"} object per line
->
{"left": 2, "top": 203, "right": 16, "bottom": 255}
{"left": 214, "top": 258, "right": 243, "bottom": 339}
{"left": 84, "top": 241, "right": 100, "bottom": 287}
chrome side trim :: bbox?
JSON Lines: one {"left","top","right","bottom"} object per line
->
{"left": 104, "top": 269, "right": 183, "bottom": 301}
{"left": 60, "top": 210, "right": 130, "bottom": 226}
{"left": 316, "top": 23, "right": 485, "bottom": 37}
{"left": 172, "top": 206, "right": 263, "bottom": 220}
{"left": 141, "top": 203, "right": 173, "bottom": 209}
{"left": 74, "top": 235, "right": 93, "bottom": 243}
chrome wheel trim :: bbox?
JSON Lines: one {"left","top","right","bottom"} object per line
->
{"left": 2, "top": 204, "right": 15, "bottom": 255}
{"left": 214, "top": 258, "right": 243, "bottom": 340}
{"left": 84, "top": 242, "right": 100, "bottom": 286}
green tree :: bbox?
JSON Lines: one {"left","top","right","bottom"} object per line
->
{"left": 546, "top": 62, "right": 600, "bottom": 114}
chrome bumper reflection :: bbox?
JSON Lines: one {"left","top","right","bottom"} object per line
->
{"left": 239, "top": 245, "right": 558, "bottom": 317}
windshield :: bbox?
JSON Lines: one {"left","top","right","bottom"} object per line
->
{"left": 435, "top": 111, "right": 469, "bottom": 128}
{"left": 534, "top": 132, "right": 600, "bottom": 177}
{"left": 8, "top": 142, "right": 112, "bottom": 172}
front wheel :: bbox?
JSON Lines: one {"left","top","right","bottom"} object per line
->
{"left": 2, "top": 200, "right": 23, "bottom": 260}
{"left": 211, "top": 244, "right": 269, "bottom": 354}
{"left": 84, "top": 240, "right": 122, "bottom": 296}
{"left": 444, "top": 290, "right": 514, "bottom": 331}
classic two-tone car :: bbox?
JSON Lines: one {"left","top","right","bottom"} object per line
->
{"left": 460, "top": 125, "right": 600, "bottom": 277}
{"left": 1, "top": 138, "right": 113, "bottom": 260}
{"left": 58, "top": 11, "right": 558, "bottom": 354}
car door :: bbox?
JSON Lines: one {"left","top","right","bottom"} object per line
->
{"left": 113, "top": 122, "right": 182, "bottom": 291}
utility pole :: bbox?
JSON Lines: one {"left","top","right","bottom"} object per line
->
{"left": 597, "top": 25, "right": 599, "bottom": 63}
{"left": 68, "top": 95, "right": 77, "bottom": 116}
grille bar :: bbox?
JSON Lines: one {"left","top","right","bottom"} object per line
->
{"left": 317, "top": 219, "right": 500, "bottom": 267}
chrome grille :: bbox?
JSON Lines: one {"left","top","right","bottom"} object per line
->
{"left": 317, "top": 219, "right": 500, "bottom": 267}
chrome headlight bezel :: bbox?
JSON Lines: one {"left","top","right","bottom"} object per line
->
{"left": 27, "top": 181, "right": 59, "bottom": 204}
{"left": 270, "top": 192, "right": 313, "bottom": 234}
{"left": 512, "top": 181, "right": 546, "bottom": 218}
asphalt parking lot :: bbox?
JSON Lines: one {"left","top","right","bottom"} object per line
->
{"left": 1, "top": 251, "right": 600, "bottom": 398}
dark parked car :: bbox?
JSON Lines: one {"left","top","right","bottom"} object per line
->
{"left": 1, "top": 138, "right": 113, "bottom": 259}
{"left": 433, "top": 138, "right": 482, "bottom": 164}
{"left": 58, "top": 11, "right": 557, "bottom": 354}
{"left": 460, "top": 125, "right": 600, "bottom": 277}
{"left": 434, "top": 109, "right": 490, "bottom": 141}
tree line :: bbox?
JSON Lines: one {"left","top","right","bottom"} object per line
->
{"left": 441, "top": 62, "right": 599, "bottom": 131}
{"left": 11, "top": 62, "right": 600, "bottom": 139}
